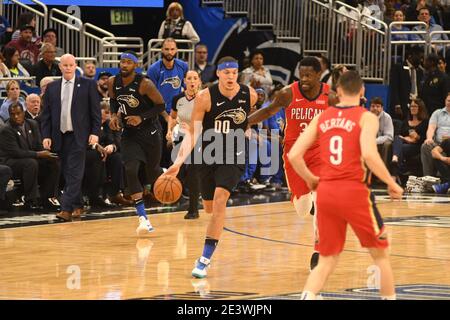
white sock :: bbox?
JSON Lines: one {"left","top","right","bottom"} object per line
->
{"left": 301, "top": 291, "right": 317, "bottom": 300}
{"left": 381, "top": 294, "right": 396, "bottom": 300}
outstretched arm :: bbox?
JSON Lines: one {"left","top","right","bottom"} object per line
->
{"left": 165, "top": 88, "right": 209, "bottom": 176}
{"left": 247, "top": 85, "right": 292, "bottom": 125}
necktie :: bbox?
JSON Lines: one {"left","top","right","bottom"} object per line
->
{"left": 60, "top": 81, "right": 71, "bottom": 133}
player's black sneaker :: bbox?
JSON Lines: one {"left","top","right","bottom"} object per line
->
{"left": 310, "top": 202, "right": 315, "bottom": 216}
{"left": 310, "top": 252, "right": 319, "bottom": 272}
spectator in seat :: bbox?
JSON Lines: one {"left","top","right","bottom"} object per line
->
{"left": 0, "top": 103, "right": 60, "bottom": 211}
{"left": 438, "top": 55, "right": 449, "bottom": 77}
{"left": 2, "top": 46, "right": 31, "bottom": 82}
{"left": 194, "top": 43, "right": 216, "bottom": 87}
{"left": 6, "top": 24, "right": 40, "bottom": 66}
{"left": 11, "top": 12, "right": 40, "bottom": 44}
{"left": 39, "top": 76, "right": 55, "bottom": 97}
{"left": 370, "top": 97, "right": 394, "bottom": 167}
{"left": 158, "top": 2, "right": 200, "bottom": 43}
{"left": 83, "top": 101, "right": 130, "bottom": 208}
{"left": 419, "top": 53, "right": 450, "bottom": 115}
{"left": 83, "top": 61, "right": 97, "bottom": 80}
{"left": 42, "top": 28, "right": 64, "bottom": 57}
{"left": 430, "top": 137, "right": 450, "bottom": 194}
{"left": 390, "top": 10, "right": 415, "bottom": 42}
{"left": 240, "top": 50, "right": 273, "bottom": 95}
{"left": 0, "top": 53, "right": 10, "bottom": 88}
{"left": 421, "top": 92, "right": 450, "bottom": 176}
{"left": 405, "top": 0, "right": 439, "bottom": 24}
{"left": 0, "top": 80, "right": 25, "bottom": 122}
{"left": 391, "top": 98, "right": 429, "bottom": 181}
{"left": 389, "top": 45, "right": 424, "bottom": 121}
{"left": 31, "top": 43, "right": 62, "bottom": 85}
{"left": 25, "top": 94, "right": 41, "bottom": 122}
{"left": 318, "top": 55, "right": 332, "bottom": 86}
{"left": 96, "top": 71, "right": 111, "bottom": 100}
{"left": 411, "top": 7, "right": 448, "bottom": 53}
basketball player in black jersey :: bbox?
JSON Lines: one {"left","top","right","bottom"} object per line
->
{"left": 108, "top": 51, "right": 168, "bottom": 236}
{"left": 166, "top": 57, "right": 258, "bottom": 278}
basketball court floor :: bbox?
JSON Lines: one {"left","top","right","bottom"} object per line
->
{"left": 0, "top": 190, "right": 449, "bottom": 300}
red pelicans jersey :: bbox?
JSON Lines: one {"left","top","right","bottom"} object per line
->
{"left": 315, "top": 106, "right": 388, "bottom": 256}
{"left": 317, "top": 105, "right": 369, "bottom": 183}
{"left": 284, "top": 82, "right": 330, "bottom": 150}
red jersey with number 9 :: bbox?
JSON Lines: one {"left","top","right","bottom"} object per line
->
{"left": 317, "top": 105, "right": 369, "bottom": 183}
{"left": 284, "top": 82, "right": 330, "bottom": 149}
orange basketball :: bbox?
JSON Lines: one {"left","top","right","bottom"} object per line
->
{"left": 153, "top": 174, "right": 183, "bottom": 204}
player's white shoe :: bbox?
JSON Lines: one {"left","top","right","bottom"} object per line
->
{"left": 192, "top": 256, "right": 210, "bottom": 279}
{"left": 136, "top": 216, "right": 154, "bottom": 236}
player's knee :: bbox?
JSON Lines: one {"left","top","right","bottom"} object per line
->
{"left": 212, "top": 189, "right": 229, "bottom": 208}
{"left": 368, "top": 247, "right": 389, "bottom": 261}
{"left": 318, "top": 255, "right": 339, "bottom": 273}
{"left": 293, "top": 194, "right": 312, "bottom": 217}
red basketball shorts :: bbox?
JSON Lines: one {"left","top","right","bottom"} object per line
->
{"left": 283, "top": 144, "right": 320, "bottom": 200}
{"left": 315, "top": 182, "right": 389, "bottom": 256}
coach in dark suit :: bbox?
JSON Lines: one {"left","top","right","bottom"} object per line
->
{"left": 389, "top": 46, "right": 424, "bottom": 121}
{"left": 0, "top": 103, "right": 60, "bottom": 211}
{"left": 41, "top": 54, "right": 101, "bottom": 221}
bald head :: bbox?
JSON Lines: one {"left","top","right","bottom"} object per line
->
{"left": 59, "top": 54, "right": 77, "bottom": 80}
{"left": 40, "top": 76, "right": 54, "bottom": 95}
{"left": 26, "top": 93, "right": 41, "bottom": 117}
{"left": 60, "top": 53, "right": 75, "bottom": 64}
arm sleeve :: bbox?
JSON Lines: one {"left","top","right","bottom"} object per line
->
{"left": 158, "top": 21, "right": 165, "bottom": 39}
{"left": 429, "top": 110, "right": 439, "bottom": 125}
{"left": 172, "top": 94, "right": 181, "bottom": 112}
{"left": 376, "top": 113, "right": 394, "bottom": 144}
{"left": 40, "top": 90, "right": 52, "bottom": 139}
{"left": 147, "top": 64, "right": 158, "bottom": 86}
{"left": 0, "top": 129, "right": 37, "bottom": 158}
{"left": 183, "top": 21, "right": 200, "bottom": 43}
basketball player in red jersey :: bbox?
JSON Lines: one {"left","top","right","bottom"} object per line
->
{"left": 248, "top": 57, "right": 329, "bottom": 269}
{"left": 288, "top": 71, "right": 403, "bottom": 300}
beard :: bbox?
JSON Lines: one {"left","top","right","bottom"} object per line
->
{"left": 120, "top": 69, "right": 132, "bottom": 77}
{"left": 163, "top": 53, "right": 175, "bottom": 62}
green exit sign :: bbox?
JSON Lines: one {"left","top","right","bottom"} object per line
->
{"left": 111, "top": 9, "right": 133, "bottom": 26}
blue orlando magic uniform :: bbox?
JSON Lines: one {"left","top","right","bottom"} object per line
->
{"left": 147, "top": 58, "right": 188, "bottom": 113}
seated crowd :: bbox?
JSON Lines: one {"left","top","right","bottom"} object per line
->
{"left": 1, "top": 1, "right": 450, "bottom": 215}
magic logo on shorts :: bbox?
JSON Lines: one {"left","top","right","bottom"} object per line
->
{"left": 161, "top": 76, "right": 182, "bottom": 89}
{"left": 215, "top": 107, "right": 247, "bottom": 125}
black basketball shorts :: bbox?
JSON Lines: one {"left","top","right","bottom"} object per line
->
{"left": 198, "top": 164, "right": 245, "bottom": 200}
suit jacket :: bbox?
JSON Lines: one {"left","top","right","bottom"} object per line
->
{"left": 25, "top": 110, "right": 41, "bottom": 126}
{"left": 0, "top": 119, "right": 44, "bottom": 163}
{"left": 389, "top": 62, "right": 424, "bottom": 118}
{"left": 40, "top": 76, "right": 101, "bottom": 152}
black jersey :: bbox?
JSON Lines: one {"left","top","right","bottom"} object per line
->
{"left": 112, "top": 73, "right": 162, "bottom": 141}
{"left": 113, "top": 74, "right": 159, "bottom": 126}
{"left": 202, "top": 83, "right": 251, "bottom": 165}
